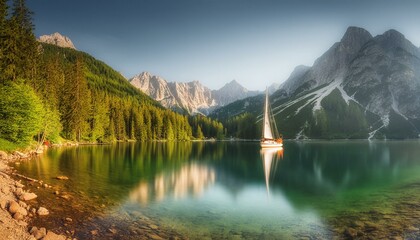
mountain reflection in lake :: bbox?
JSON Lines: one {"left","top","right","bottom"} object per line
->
{"left": 15, "top": 141, "right": 420, "bottom": 239}
{"left": 129, "top": 163, "right": 216, "bottom": 205}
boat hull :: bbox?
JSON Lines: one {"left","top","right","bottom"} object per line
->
{"left": 260, "top": 141, "right": 283, "bottom": 148}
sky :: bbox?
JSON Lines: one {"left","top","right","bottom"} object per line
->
{"left": 28, "top": 0, "right": 420, "bottom": 91}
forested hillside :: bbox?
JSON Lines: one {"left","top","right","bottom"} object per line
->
{"left": 0, "top": 0, "right": 224, "bottom": 151}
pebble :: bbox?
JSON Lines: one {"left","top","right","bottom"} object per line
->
{"left": 15, "top": 182, "right": 24, "bottom": 188}
{"left": 15, "top": 187, "right": 23, "bottom": 195}
{"left": 19, "top": 192, "right": 38, "bottom": 201}
{"left": 43, "top": 231, "right": 67, "bottom": 240}
{"left": 37, "top": 207, "right": 49, "bottom": 216}
{"left": 1, "top": 186, "right": 10, "bottom": 194}
{"left": 65, "top": 217, "right": 73, "bottom": 222}
{"left": 91, "top": 229, "right": 99, "bottom": 235}
{"left": 0, "top": 199, "right": 7, "bottom": 209}
{"left": 147, "top": 233, "right": 164, "bottom": 240}
{"left": 149, "top": 224, "right": 159, "bottom": 230}
{"left": 18, "top": 200, "right": 27, "bottom": 208}
{"left": 13, "top": 212, "right": 24, "bottom": 220}
{"left": 8, "top": 200, "right": 21, "bottom": 214}
{"left": 30, "top": 227, "right": 47, "bottom": 240}
{"left": 60, "top": 194, "right": 71, "bottom": 200}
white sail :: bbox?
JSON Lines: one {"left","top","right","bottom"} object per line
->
{"left": 263, "top": 90, "right": 273, "bottom": 139}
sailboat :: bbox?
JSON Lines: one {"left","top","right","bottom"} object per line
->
{"left": 261, "top": 89, "right": 283, "bottom": 148}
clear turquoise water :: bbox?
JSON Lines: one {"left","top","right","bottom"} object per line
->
{"left": 15, "top": 141, "right": 420, "bottom": 239}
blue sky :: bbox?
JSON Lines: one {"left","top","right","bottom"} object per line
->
{"left": 29, "top": 0, "right": 420, "bottom": 90}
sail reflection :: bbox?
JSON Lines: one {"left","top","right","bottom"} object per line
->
{"left": 260, "top": 147, "right": 284, "bottom": 196}
{"left": 129, "top": 163, "right": 215, "bottom": 205}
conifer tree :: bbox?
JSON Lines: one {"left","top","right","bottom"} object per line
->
{"left": 10, "top": 0, "right": 38, "bottom": 81}
{"left": 195, "top": 125, "right": 204, "bottom": 139}
{"left": 61, "top": 57, "right": 91, "bottom": 141}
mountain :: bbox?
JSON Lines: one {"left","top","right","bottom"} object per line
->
{"left": 212, "top": 80, "right": 260, "bottom": 107}
{"left": 38, "top": 32, "right": 76, "bottom": 49}
{"left": 211, "top": 27, "right": 420, "bottom": 139}
{"left": 129, "top": 73, "right": 258, "bottom": 115}
{"left": 130, "top": 72, "right": 215, "bottom": 114}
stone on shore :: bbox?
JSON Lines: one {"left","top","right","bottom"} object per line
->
{"left": 13, "top": 212, "right": 24, "bottom": 220}
{"left": 15, "top": 181, "right": 24, "bottom": 188}
{"left": 19, "top": 192, "right": 38, "bottom": 201}
{"left": 8, "top": 201, "right": 21, "bottom": 214}
{"left": 37, "top": 207, "right": 49, "bottom": 216}
{"left": 43, "top": 231, "right": 67, "bottom": 240}
{"left": 14, "top": 151, "right": 29, "bottom": 158}
{"left": 30, "top": 227, "right": 47, "bottom": 240}
{"left": 0, "top": 150, "right": 8, "bottom": 159}
{"left": 0, "top": 199, "right": 7, "bottom": 209}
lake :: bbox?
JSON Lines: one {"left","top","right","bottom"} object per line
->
{"left": 15, "top": 141, "right": 420, "bottom": 239}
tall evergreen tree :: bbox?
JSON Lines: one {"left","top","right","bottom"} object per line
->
{"left": 61, "top": 57, "right": 91, "bottom": 141}
{"left": 0, "top": 0, "right": 7, "bottom": 83}
{"left": 11, "top": 0, "right": 38, "bottom": 81}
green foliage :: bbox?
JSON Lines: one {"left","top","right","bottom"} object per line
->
{"left": 314, "top": 89, "right": 368, "bottom": 138}
{"left": 382, "top": 110, "right": 418, "bottom": 139}
{"left": 223, "top": 113, "right": 258, "bottom": 139}
{"left": 189, "top": 115, "right": 225, "bottom": 139}
{"left": 0, "top": 82, "right": 43, "bottom": 144}
{"left": 0, "top": 0, "right": 225, "bottom": 149}
{"left": 0, "top": 138, "right": 26, "bottom": 152}
{"left": 40, "top": 44, "right": 156, "bottom": 105}
{"left": 60, "top": 57, "right": 92, "bottom": 141}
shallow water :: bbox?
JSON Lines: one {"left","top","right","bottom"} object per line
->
{"left": 15, "top": 141, "right": 420, "bottom": 239}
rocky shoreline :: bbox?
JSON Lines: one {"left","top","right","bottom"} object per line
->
{"left": 0, "top": 150, "right": 69, "bottom": 240}
{"left": 0, "top": 148, "right": 185, "bottom": 240}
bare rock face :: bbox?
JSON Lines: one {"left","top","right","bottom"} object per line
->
{"left": 38, "top": 32, "right": 76, "bottom": 49}
{"left": 280, "top": 26, "right": 373, "bottom": 96}
{"left": 129, "top": 72, "right": 258, "bottom": 115}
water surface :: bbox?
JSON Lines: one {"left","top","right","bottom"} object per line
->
{"left": 15, "top": 141, "right": 420, "bottom": 239}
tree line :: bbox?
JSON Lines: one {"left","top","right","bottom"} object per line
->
{"left": 0, "top": 0, "right": 225, "bottom": 150}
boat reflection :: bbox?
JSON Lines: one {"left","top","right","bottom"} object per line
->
{"left": 260, "top": 147, "right": 284, "bottom": 197}
{"left": 129, "top": 163, "right": 216, "bottom": 205}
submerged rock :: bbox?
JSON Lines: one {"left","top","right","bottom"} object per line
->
{"left": 55, "top": 176, "right": 69, "bottom": 180}
{"left": 37, "top": 207, "right": 49, "bottom": 216}
{"left": 20, "top": 192, "right": 37, "bottom": 201}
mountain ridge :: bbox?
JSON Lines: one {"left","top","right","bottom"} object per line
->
{"left": 129, "top": 72, "right": 259, "bottom": 115}
{"left": 211, "top": 26, "right": 420, "bottom": 139}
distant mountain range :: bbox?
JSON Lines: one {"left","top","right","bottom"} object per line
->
{"left": 211, "top": 27, "right": 420, "bottom": 139}
{"left": 129, "top": 72, "right": 259, "bottom": 115}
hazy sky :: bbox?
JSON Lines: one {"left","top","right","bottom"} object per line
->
{"left": 29, "top": 0, "right": 420, "bottom": 90}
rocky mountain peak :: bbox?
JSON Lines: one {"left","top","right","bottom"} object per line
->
{"left": 340, "top": 27, "right": 373, "bottom": 48}
{"left": 382, "top": 29, "right": 405, "bottom": 41}
{"left": 221, "top": 79, "right": 246, "bottom": 92}
{"left": 375, "top": 29, "right": 419, "bottom": 56}
{"left": 136, "top": 71, "right": 152, "bottom": 78}
{"left": 38, "top": 32, "right": 76, "bottom": 49}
